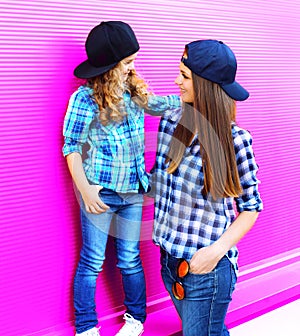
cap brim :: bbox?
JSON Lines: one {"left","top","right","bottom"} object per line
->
{"left": 221, "top": 81, "right": 249, "bottom": 101}
{"left": 74, "top": 59, "right": 118, "bottom": 79}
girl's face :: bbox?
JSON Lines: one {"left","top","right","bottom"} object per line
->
{"left": 121, "top": 52, "right": 138, "bottom": 80}
{"left": 175, "top": 62, "right": 194, "bottom": 103}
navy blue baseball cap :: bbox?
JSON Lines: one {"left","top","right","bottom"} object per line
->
{"left": 182, "top": 39, "right": 249, "bottom": 101}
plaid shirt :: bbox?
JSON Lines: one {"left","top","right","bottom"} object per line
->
{"left": 63, "top": 85, "right": 180, "bottom": 193}
{"left": 150, "top": 107, "right": 263, "bottom": 274}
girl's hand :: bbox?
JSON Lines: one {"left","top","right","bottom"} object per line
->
{"left": 81, "top": 185, "right": 110, "bottom": 214}
{"left": 189, "top": 244, "right": 224, "bottom": 274}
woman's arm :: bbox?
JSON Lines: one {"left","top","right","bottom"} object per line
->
{"left": 66, "top": 152, "right": 109, "bottom": 214}
{"left": 190, "top": 211, "right": 259, "bottom": 274}
{"left": 190, "top": 127, "right": 262, "bottom": 274}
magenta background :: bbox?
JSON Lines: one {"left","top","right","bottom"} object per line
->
{"left": 1, "top": 1, "right": 300, "bottom": 335}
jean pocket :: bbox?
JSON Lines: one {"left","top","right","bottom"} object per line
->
{"left": 183, "top": 271, "right": 215, "bottom": 299}
{"left": 99, "top": 187, "right": 115, "bottom": 195}
{"left": 229, "top": 265, "right": 237, "bottom": 295}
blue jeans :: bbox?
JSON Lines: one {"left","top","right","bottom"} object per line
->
{"left": 74, "top": 188, "right": 146, "bottom": 334}
{"left": 160, "top": 249, "right": 236, "bottom": 336}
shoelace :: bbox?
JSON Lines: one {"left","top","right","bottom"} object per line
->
{"left": 86, "top": 327, "right": 100, "bottom": 336}
{"left": 117, "top": 314, "right": 142, "bottom": 335}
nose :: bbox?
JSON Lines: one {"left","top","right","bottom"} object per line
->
{"left": 175, "top": 74, "right": 182, "bottom": 85}
{"left": 128, "top": 61, "right": 135, "bottom": 71}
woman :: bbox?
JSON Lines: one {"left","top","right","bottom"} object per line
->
{"left": 63, "top": 21, "right": 180, "bottom": 336}
{"left": 150, "top": 39, "right": 263, "bottom": 335}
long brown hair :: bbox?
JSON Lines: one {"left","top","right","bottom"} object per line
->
{"left": 166, "top": 73, "right": 242, "bottom": 199}
{"left": 87, "top": 61, "right": 149, "bottom": 126}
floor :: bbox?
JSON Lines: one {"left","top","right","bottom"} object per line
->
{"left": 229, "top": 299, "right": 300, "bottom": 336}
{"left": 102, "top": 299, "right": 300, "bottom": 335}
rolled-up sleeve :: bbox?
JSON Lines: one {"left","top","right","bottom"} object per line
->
{"left": 62, "top": 90, "right": 95, "bottom": 157}
{"left": 234, "top": 128, "right": 263, "bottom": 213}
{"left": 145, "top": 94, "right": 181, "bottom": 116}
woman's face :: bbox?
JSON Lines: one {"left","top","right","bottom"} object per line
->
{"left": 175, "top": 62, "right": 194, "bottom": 103}
{"left": 121, "top": 52, "right": 138, "bottom": 80}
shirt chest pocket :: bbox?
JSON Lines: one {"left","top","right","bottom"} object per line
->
{"left": 93, "top": 123, "right": 118, "bottom": 159}
{"left": 100, "top": 140, "right": 118, "bottom": 158}
{"left": 176, "top": 151, "right": 204, "bottom": 188}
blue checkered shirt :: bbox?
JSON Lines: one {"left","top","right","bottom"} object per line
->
{"left": 63, "top": 85, "right": 181, "bottom": 193}
{"left": 150, "top": 107, "right": 263, "bottom": 274}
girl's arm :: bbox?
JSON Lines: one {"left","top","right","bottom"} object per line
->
{"left": 63, "top": 89, "right": 109, "bottom": 214}
{"left": 66, "top": 152, "right": 109, "bottom": 214}
{"left": 144, "top": 94, "right": 181, "bottom": 116}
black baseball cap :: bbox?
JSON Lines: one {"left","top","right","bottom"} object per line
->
{"left": 74, "top": 21, "right": 140, "bottom": 79}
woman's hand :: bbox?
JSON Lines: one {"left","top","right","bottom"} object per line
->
{"left": 189, "top": 211, "right": 259, "bottom": 274}
{"left": 189, "top": 244, "right": 224, "bottom": 274}
{"left": 81, "top": 184, "right": 110, "bottom": 214}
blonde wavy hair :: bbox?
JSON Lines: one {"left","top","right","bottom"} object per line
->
{"left": 87, "top": 61, "right": 149, "bottom": 125}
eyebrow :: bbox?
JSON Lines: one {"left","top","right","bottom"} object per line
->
{"left": 180, "top": 69, "right": 191, "bottom": 77}
{"left": 125, "top": 57, "right": 135, "bottom": 62}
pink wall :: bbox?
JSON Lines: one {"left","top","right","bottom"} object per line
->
{"left": 1, "top": 1, "right": 300, "bottom": 335}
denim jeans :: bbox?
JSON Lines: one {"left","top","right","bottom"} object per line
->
{"left": 74, "top": 188, "right": 146, "bottom": 334}
{"left": 160, "top": 249, "right": 236, "bottom": 336}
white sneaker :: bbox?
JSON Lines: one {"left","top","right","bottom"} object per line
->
{"left": 75, "top": 327, "right": 101, "bottom": 336}
{"left": 115, "top": 313, "right": 144, "bottom": 336}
